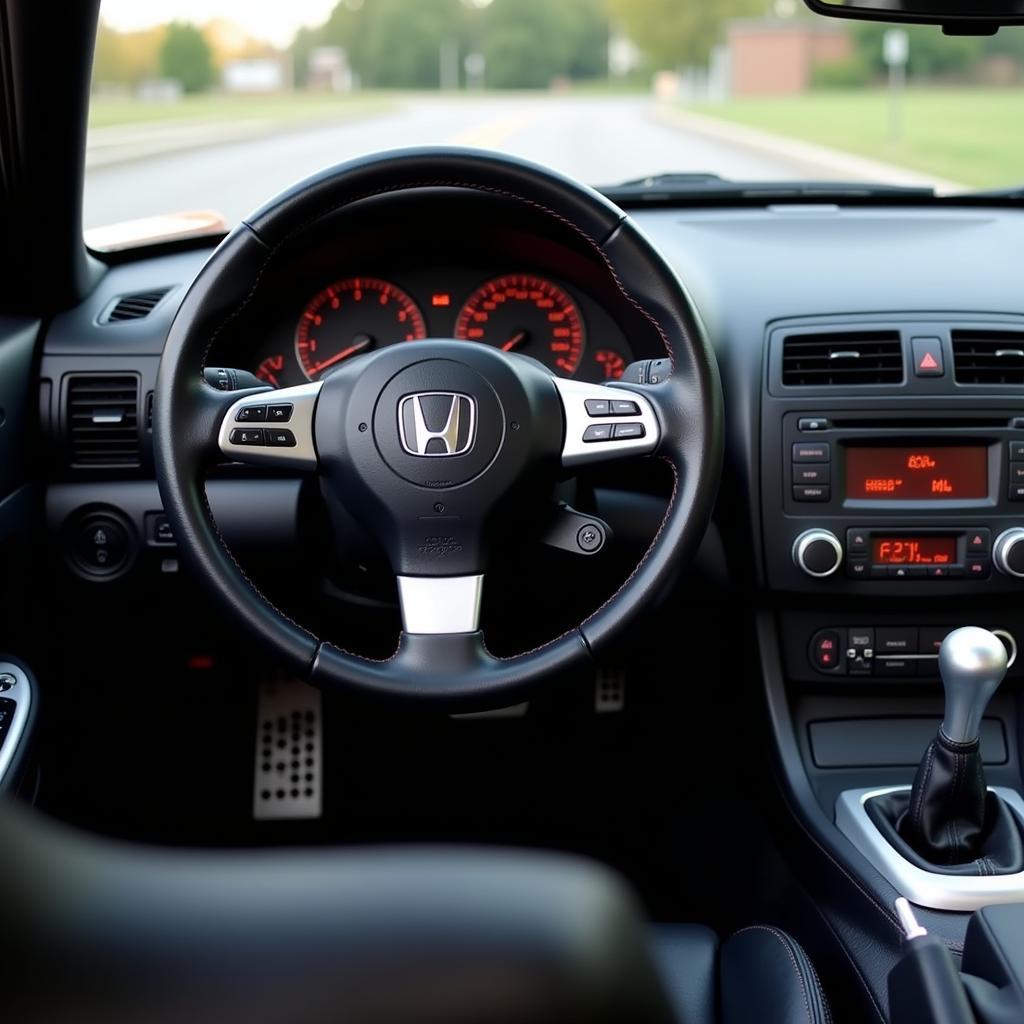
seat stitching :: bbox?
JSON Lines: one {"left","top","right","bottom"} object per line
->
{"left": 732, "top": 925, "right": 817, "bottom": 1024}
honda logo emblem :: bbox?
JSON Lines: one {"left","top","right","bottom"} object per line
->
{"left": 398, "top": 392, "right": 476, "bottom": 457}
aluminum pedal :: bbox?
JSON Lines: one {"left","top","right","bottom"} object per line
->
{"left": 253, "top": 678, "right": 322, "bottom": 820}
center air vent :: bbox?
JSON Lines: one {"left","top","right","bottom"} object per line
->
{"left": 66, "top": 375, "right": 140, "bottom": 468}
{"left": 101, "top": 287, "right": 171, "bottom": 323}
{"left": 952, "top": 330, "right": 1024, "bottom": 385}
{"left": 782, "top": 331, "right": 903, "bottom": 387}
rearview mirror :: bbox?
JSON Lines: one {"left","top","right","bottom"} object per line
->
{"left": 803, "top": 1, "right": 1024, "bottom": 33}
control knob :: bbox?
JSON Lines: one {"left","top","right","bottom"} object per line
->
{"left": 993, "top": 528, "right": 1024, "bottom": 578}
{"left": 792, "top": 529, "right": 843, "bottom": 578}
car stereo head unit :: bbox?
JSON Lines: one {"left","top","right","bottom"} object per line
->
{"left": 770, "top": 409, "right": 1024, "bottom": 592}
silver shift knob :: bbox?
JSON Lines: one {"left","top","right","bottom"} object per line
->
{"left": 939, "top": 627, "right": 1008, "bottom": 743}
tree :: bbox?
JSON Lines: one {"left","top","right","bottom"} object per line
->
{"left": 607, "top": 0, "right": 765, "bottom": 69}
{"left": 159, "top": 22, "right": 216, "bottom": 93}
{"left": 482, "top": 0, "right": 608, "bottom": 88}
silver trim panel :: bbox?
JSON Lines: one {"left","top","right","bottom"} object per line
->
{"left": 397, "top": 575, "right": 484, "bottom": 634}
{"left": 553, "top": 378, "right": 659, "bottom": 468}
{"left": 0, "top": 662, "right": 32, "bottom": 786}
{"left": 836, "top": 784, "right": 1024, "bottom": 911}
{"left": 218, "top": 381, "right": 321, "bottom": 470}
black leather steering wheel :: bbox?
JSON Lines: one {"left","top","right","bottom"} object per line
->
{"left": 155, "top": 149, "right": 722, "bottom": 709}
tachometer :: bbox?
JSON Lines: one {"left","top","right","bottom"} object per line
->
{"left": 454, "top": 274, "right": 585, "bottom": 376}
{"left": 294, "top": 277, "right": 426, "bottom": 381}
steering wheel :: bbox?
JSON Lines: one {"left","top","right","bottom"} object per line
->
{"left": 154, "top": 149, "right": 722, "bottom": 709}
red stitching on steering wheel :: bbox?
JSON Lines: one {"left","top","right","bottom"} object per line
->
{"left": 186, "top": 171, "right": 689, "bottom": 668}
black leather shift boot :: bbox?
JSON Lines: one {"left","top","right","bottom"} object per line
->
{"left": 865, "top": 732, "right": 1024, "bottom": 875}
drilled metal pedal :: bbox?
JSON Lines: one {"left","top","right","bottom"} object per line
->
{"left": 253, "top": 678, "right": 322, "bottom": 820}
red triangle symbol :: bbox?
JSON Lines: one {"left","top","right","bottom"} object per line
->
{"left": 919, "top": 351, "right": 939, "bottom": 370}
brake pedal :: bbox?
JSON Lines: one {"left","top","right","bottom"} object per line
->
{"left": 253, "top": 679, "right": 322, "bottom": 820}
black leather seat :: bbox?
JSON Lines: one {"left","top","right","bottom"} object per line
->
{"left": 652, "top": 925, "right": 831, "bottom": 1024}
{"left": 0, "top": 800, "right": 830, "bottom": 1024}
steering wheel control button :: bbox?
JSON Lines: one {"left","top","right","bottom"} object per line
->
{"left": 0, "top": 674, "right": 15, "bottom": 693}
{"left": 912, "top": 336, "right": 945, "bottom": 377}
{"left": 266, "top": 429, "right": 296, "bottom": 447}
{"left": 612, "top": 422, "right": 645, "bottom": 440}
{"left": 583, "top": 423, "right": 612, "bottom": 442}
{"left": 267, "top": 404, "right": 293, "bottom": 422}
{"left": 584, "top": 399, "right": 610, "bottom": 417}
{"left": 793, "top": 529, "right": 843, "bottom": 578}
{"left": 229, "top": 428, "right": 265, "bottom": 446}
{"left": 610, "top": 399, "right": 640, "bottom": 416}
{"left": 235, "top": 405, "right": 267, "bottom": 422}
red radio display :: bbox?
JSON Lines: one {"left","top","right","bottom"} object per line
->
{"left": 845, "top": 446, "right": 987, "bottom": 501}
{"left": 872, "top": 536, "right": 957, "bottom": 565}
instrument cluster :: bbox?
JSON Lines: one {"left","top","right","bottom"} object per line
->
{"left": 244, "top": 270, "right": 634, "bottom": 389}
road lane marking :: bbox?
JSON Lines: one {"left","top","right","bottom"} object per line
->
{"left": 445, "top": 108, "right": 543, "bottom": 149}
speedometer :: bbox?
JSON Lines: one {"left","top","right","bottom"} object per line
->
{"left": 454, "top": 274, "right": 585, "bottom": 376}
{"left": 294, "top": 277, "right": 426, "bottom": 381}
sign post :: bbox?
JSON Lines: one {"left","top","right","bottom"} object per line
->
{"left": 883, "top": 29, "right": 909, "bottom": 146}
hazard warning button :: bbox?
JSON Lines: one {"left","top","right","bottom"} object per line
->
{"left": 912, "top": 336, "right": 944, "bottom": 377}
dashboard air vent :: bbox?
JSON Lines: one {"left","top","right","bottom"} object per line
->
{"left": 952, "top": 330, "right": 1024, "bottom": 385}
{"left": 101, "top": 287, "right": 171, "bottom": 323}
{"left": 782, "top": 331, "right": 903, "bottom": 387}
{"left": 66, "top": 375, "right": 140, "bottom": 468}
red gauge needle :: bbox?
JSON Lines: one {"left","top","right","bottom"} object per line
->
{"left": 501, "top": 330, "right": 528, "bottom": 353}
{"left": 309, "top": 336, "right": 372, "bottom": 376}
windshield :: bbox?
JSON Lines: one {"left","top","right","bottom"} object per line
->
{"left": 86, "top": 0, "right": 1024, "bottom": 245}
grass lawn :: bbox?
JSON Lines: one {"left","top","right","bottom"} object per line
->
{"left": 690, "top": 88, "right": 1024, "bottom": 189}
{"left": 88, "top": 92, "right": 395, "bottom": 130}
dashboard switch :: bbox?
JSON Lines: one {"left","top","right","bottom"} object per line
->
{"left": 911, "top": 336, "right": 945, "bottom": 377}
{"left": 793, "top": 442, "right": 830, "bottom": 463}
{"left": 793, "top": 484, "right": 830, "bottom": 502}
{"left": 798, "top": 417, "right": 830, "bottom": 432}
{"left": 793, "top": 464, "right": 830, "bottom": 485}
{"left": 812, "top": 631, "right": 841, "bottom": 671}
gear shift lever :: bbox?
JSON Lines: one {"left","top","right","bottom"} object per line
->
{"left": 901, "top": 627, "right": 1011, "bottom": 865}
{"left": 938, "top": 627, "right": 1008, "bottom": 743}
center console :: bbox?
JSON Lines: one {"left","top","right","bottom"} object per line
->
{"left": 760, "top": 317, "right": 1024, "bottom": 927}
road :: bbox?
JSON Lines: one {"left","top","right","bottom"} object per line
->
{"left": 82, "top": 94, "right": 874, "bottom": 229}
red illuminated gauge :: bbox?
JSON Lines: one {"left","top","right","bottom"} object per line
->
{"left": 256, "top": 354, "right": 286, "bottom": 388}
{"left": 294, "top": 277, "right": 426, "bottom": 381}
{"left": 593, "top": 349, "right": 627, "bottom": 381}
{"left": 455, "top": 275, "right": 585, "bottom": 376}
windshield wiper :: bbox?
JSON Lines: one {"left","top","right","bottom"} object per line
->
{"left": 602, "top": 172, "right": 936, "bottom": 203}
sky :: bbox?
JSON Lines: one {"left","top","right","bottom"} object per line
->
{"left": 100, "top": 0, "right": 339, "bottom": 48}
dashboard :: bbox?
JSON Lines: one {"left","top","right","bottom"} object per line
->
{"left": 237, "top": 268, "right": 633, "bottom": 390}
